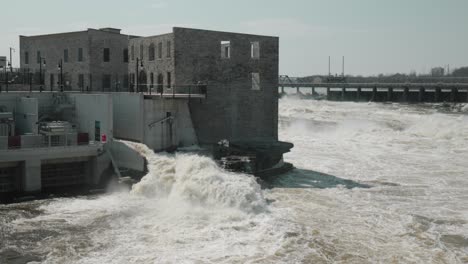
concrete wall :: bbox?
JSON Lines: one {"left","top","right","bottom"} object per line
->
{"left": 15, "top": 97, "right": 38, "bottom": 135}
{"left": 70, "top": 93, "right": 113, "bottom": 141}
{"left": 112, "top": 93, "right": 144, "bottom": 142}
{"left": 173, "top": 27, "right": 279, "bottom": 144}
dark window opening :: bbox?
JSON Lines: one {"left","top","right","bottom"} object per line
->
{"left": 25, "top": 51, "right": 29, "bottom": 64}
{"left": 78, "top": 74, "right": 84, "bottom": 88}
{"left": 131, "top": 45, "right": 135, "bottom": 60}
{"left": 149, "top": 44, "right": 155, "bottom": 61}
{"left": 64, "top": 49, "right": 69, "bottom": 63}
{"left": 78, "top": 48, "right": 83, "bottom": 62}
{"left": 36, "top": 51, "right": 41, "bottom": 64}
{"left": 103, "top": 48, "right": 110, "bottom": 62}
{"left": 166, "top": 72, "right": 171, "bottom": 88}
{"left": 167, "top": 41, "right": 171, "bottom": 58}
{"left": 123, "top": 48, "right": 129, "bottom": 63}
{"left": 150, "top": 72, "right": 154, "bottom": 88}
{"left": 158, "top": 42, "right": 162, "bottom": 59}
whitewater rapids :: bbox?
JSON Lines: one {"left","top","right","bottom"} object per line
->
{"left": 1, "top": 97, "right": 468, "bottom": 263}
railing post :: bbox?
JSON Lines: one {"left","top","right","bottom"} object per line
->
{"left": 357, "top": 87, "right": 361, "bottom": 102}
{"left": 387, "top": 87, "right": 393, "bottom": 102}
{"left": 418, "top": 87, "right": 425, "bottom": 102}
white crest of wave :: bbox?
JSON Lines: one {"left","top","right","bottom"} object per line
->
{"left": 123, "top": 141, "right": 267, "bottom": 214}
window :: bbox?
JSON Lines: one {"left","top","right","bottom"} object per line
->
{"left": 78, "top": 48, "right": 83, "bottom": 62}
{"left": 251, "top": 72, "right": 260, "bottom": 90}
{"left": 103, "top": 48, "right": 110, "bottom": 62}
{"left": 140, "top": 44, "right": 143, "bottom": 59}
{"left": 167, "top": 41, "right": 171, "bottom": 58}
{"left": 158, "top": 42, "right": 162, "bottom": 59}
{"left": 131, "top": 45, "right": 135, "bottom": 60}
{"left": 102, "top": 74, "right": 111, "bottom": 89}
{"left": 64, "top": 49, "right": 69, "bottom": 63}
{"left": 123, "top": 48, "right": 129, "bottom": 63}
{"left": 251, "top": 41, "right": 260, "bottom": 59}
{"left": 221, "top": 41, "right": 230, "bottom": 59}
{"left": 25, "top": 51, "right": 29, "bottom": 64}
{"left": 149, "top": 44, "right": 155, "bottom": 61}
{"left": 37, "top": 51, "right": 41, "bottom": 64}
{"left": 78, "top": 74, "right": 84, "bottom": 88}
{"left": 167, "top": 72, "right": 171, "bottom": 88}
{"left": 150, "top": 72, "right": 154, "bottom": 88}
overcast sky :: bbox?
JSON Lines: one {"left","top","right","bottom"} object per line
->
{"left": 1, "top": 0, "right": 467, "bottom": 76}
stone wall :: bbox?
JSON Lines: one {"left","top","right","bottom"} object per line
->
{"left": 173, "top": 27, "right": 279, "bottom": 144}
{"left": 128, "top": 33, "right": 175, "bottom": 93}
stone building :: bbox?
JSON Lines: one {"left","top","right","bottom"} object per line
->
{"left": 129, "top": 27, "right": 280, "bottom": 145}
{"left": 19, "top": 28, "right": 135, "bottom": 91}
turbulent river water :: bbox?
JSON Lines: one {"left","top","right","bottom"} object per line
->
{"left": 1, "top": 97, "right": 468, "bottom": 263}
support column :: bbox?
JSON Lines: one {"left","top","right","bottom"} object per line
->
{"left": 403, "top": 87, "right": 409, "bottom": 102}
{"left": 371, "top": 86, "right": 377, "bottom": 101}
{"left": 451, "top": 88, "right": 458, "bottom": 102}
{"left": 23, "top": 159, "right": 41, "bottom": 192}
{"left": 311, "top": 87, "right": 315, "bottom": 96}
{"left": 281, "top": 86, "right": 284, "bottom": 94}
{"left": 435, "top": 87, "right": 441, "bottom": 102}
{"left": 387, "top": 87, "right": 393, "bottom": 102}
{"left": 296, "top": 86, "right": 300, "bottom": 94}
{"left": 326, "top": 87, "right": 330, "bottom": 100}
{"left": 357, "top": 87, "right": 361, "bottom": 101}
{"left": 418, "top": 87, "right": 425, "bottom": 102}
{"left": 341, "top": 87, "right": 346, "bottom": 101}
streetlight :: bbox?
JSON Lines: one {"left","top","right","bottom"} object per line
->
{"left": 135, "top": 57, "right": 143, "bottom": 93}
{"left": 57, "top": 59, "right": 63, "bottom": 92}
{"left": 39, "top": 57, "right": 46, "bottom": 92}
{"left": 0, "top": 65, "right": 4, "bottom": 92}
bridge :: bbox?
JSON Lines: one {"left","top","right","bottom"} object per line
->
{"left": 278, "top": 82, "right": 468, "bottom": 103}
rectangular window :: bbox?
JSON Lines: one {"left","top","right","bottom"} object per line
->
{"left": 251, "top": 41, "right": 260, "bottom": 59}
{"left": 78, "top": 48, "right": 83, "bottom": 62}
{"left": 221, "top": 41, "right": 230, "bottom": 59}
{"left": 64, "top": 49, "right": 69, "bottom": 63}
{"left": 37, "top": 51, "right": 41, "bottom": 64}
{"left": 150, "top": 72, "right": 154, "bottom": 88}
{"left": 158, "top": 42, "right": 162, "bottom": 59}
{"left": 103, "top": 48, "right": 110, "bottom": 62}
{"left": 95, "top": 121, "right": 101, "bottom": 142}
{"left": 25, "top": 51, "right": 29, "bottom": 64}
{"left": 149, "top": 45, "right": 155, "bottom": 61}
{"left": 131, "top": 45, "right": 135, "bottom": 60}
{"left": 251, "top": 72, "right": 260, "bottom": 90}
{"left": 123, "top": 48, "right": 129, "bottom": 63}
{"left": 78, "top": 74, "right": 84, "bottom": 88}
{"left": 167, "top": 41, "right": 171, "bottom": 58}
{"left": 140, "top": 44, "right": 143, "bottom": 59}
{"left": 167, "top": 72, "right": 171, "bottom": 88}
{"left": 102, "top": 74, "right": 111, "bottom": 89}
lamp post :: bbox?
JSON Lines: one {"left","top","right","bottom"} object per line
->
{"left": 57, "top": 59, "right": 63, "bottom": 92}
{"left": 39, "top": 57, "right": 46, "bottom": 92}
{"left": 0, "top": 65, "right": 4, "bottom": 92}
{"left": 135, "top": 57, "right": 143, "bottom": 93}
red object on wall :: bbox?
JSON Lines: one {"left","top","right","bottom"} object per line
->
{"left": 101, "top": 134, "right": 107, "bottom": 143}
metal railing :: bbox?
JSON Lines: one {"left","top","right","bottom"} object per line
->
{"left": 0, "top": 133, "right": 94, "bottom": 151}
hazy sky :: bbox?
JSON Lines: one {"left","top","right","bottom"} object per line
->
{"left": 1, "top": 0, "right": 467, "bottom": 76}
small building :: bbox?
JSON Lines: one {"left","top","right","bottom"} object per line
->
{"left": 0, "top": 56, "right": 6, "bottom": 68}
{"left": 19, "top": 28, "right": 137, "bottom": 91}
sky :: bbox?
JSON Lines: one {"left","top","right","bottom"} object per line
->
{"left": 1, "top": 0, "right": 467, "bottom": 77}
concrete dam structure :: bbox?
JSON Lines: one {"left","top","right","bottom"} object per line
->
{"left": 279, "top": 82, "right": 468, "bottom": 103}
{"left": 0, "top": 27, "right": 293, "bottom": 200}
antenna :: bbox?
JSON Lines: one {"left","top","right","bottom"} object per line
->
{"left": 328, "top": 56, "right": 331, "bottom": 76}
{"left": 342, "top": 56, "right": 345, "bottom": 77}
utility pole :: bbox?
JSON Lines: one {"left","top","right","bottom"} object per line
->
{"left": 342, "top": 56, "right": 345, "bottom": 77}
{"left": 328, "top": 56, "right": 331, "bottom": 76}
{"left": 58, "top": 59, "right": 63, "bottom": 92}
{"left": 9, "top": 47, "right": 15, "bottom": 73}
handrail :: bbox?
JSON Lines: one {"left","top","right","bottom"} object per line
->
{"left": 148, "top": 116, "right": 174, "bottom": 128}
